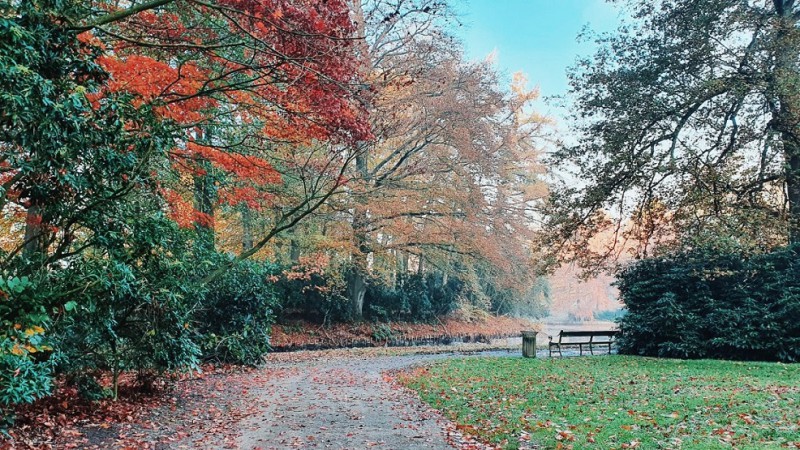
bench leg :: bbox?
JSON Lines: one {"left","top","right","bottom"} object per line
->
{"left": 558, "top": 344, "right": 562, "bottom": 357}
{"left": 590, "top": 343, "right": 594, "bottom": 355}
{"left": 579, "top": 344, "right": 583, "bottom": 356}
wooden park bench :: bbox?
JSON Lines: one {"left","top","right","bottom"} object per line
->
{"left": 548, "top": 330, "right": 619, "bottom": 357}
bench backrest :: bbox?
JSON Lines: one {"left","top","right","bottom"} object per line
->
{"left": 559, "top": 330, "right": 619, "bottom": 337}
{"left": 558, "top": 330, "right": 619, "bottom": 344}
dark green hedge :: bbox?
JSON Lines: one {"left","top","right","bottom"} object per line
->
{"left": 364, "top": 273, "right": 460, "bottom": 323}
{"left": 616, "top": 245, "right": 800, "bottom": 362}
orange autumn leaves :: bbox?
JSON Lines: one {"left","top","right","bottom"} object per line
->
{"left": 73, "top": 0, "right": 370, "bottom": 232}
{"left": 270, "top": 316, "right": 535, "bottom": 349}
{"left": 8, "top": 324, "right": 50, "bottom": 357}
{"left": 95, "top": 55, "right": 214, "bottom": 124}
{"left": 93, "top": 50, "right": 283, "bottom": 228}
{"left": 163, "top": 143, "right": 283, "bottom": 227}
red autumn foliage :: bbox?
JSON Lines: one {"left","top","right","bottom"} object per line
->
{"left": 184, "top": 143, "right": 281, "bottom": 186}
{"left": 217, "top": 186, "right": 274, "bottom": 210}
{"left": 94, "top": 0, "right": 371, "bottom": 143}
{"left": 95, "top": 55, "right": 215, "bottom": 124}
{"left": 283, "top": 253, "right": 330, "bottom": 282}
{"left": 160, "top": 188, "right": 194, "bottom": 229}
{"left": 80, "top": 0, "right": 371, "bottom": 231}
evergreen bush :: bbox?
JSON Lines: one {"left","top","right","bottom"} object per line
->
{"left": 617, "top": 245, "right": 800, "bottom": 362}
{"left": 196, "top": 258, "right": 280, "bottom": 365}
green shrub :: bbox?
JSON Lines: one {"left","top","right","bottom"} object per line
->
{"left": 52, "top": 215, "right": 202, "bottom": 399}
{"left": 616, "top": 245, "right": 800, "bottom": 362}
{"left": 423, "top": 273, "right": 462, "bottom": 318}
{"left": 0, "top": 274, "right": 58, "bottom": 413}
{"left": 274, "top": 268, "right": 350, "bottom": 324}
{"left": 363, "top": 273, "right": 461, "bottom": 323}
{"left": 401, "top": 275, "right": 434, "bottom": 321}
{"left": 371, "top": 323, "right": 395, "bottom": 341}
{"left": 196, "top": 259, "right": 279, "bottom": 365}
{"left": 364, "top": 283, "right": 401, "bottom": 322}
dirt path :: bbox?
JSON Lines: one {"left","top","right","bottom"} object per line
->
{"left": 235, "top": 353, "right": 493, "bottom": 450}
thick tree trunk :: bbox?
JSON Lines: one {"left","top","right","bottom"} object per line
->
{"left": 785, "top": 142, "right": 800, "bottom": 244}
{"left": 346, "top": 264, "right": 367, "bottom": 320}
{"left": 773, "top": 12, "right": 800, "bottom": 244}
{"left": 347, "top": 142, "right": 371, "bottom": 319}
{"left": 346, "top": 1, "right": 373, "bottom": 320}
{"left": 348, "top": 206, "right": 370, "bottom": 319}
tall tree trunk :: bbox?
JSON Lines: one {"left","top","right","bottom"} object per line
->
{"left": 393, "top": 249, "right": 402, "bottom": 288}
{"left": 785, "top": 141, "right": 800, "bottom": 243}
{"left": 346, "top": 1, "right": 373, "bottom": 320}
{"left": 348, "top": 204, "right": 369, "bottom": 319}
{"left": 289, "top": 235, "right": 301, "bottom": 263}
{"left": 241, "top": 205, "right": 254, "bottom": 252}
{"left": 193, "top": 166, "right": 216, "bottom": 251}
{"left": 347, "top": 170, "right": 371, "bottom": 319}
{"left": 774, "top": 11, "right": 800, "bottom": 244}
{"left": 346, "top": 262, "right": 367, "bottom": 320}
{"left": 194, "top": 127, "right": 216, "bottom": 251}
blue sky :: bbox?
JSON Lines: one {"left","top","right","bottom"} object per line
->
{"left": 452, "top": 0, "right": 621, "bottom": 119}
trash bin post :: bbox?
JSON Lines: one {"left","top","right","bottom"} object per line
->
{"left": 521, "top": 330, "right": 537, "bottom": 358}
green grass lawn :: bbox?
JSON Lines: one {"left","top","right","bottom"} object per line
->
{"left": 397, "top": 356, "right": 800, "bottom": 449}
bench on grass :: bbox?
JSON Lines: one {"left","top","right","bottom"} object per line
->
{"left": 548, "top": 330, "right": 619, "bottom": 357}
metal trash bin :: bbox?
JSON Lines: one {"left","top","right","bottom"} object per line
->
{"left": 522, "top": 331, "right": 537, "bottom": 358}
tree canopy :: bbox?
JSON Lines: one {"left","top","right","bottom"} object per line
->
{"left": 0, "top": 0, "right": 550, "bottom": 415}
{"left": 548, "top": 0, "right": 800, "bottom": 268}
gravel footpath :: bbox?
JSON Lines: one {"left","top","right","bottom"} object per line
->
{"left": 235, "top": 350, "right": 518, "bottom": 450}
{"left": 42, "top": 345, "right": 592, "bottom": 449}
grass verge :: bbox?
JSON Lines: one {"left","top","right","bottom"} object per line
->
{"left": 397, "top": 356, "right": 800, "bottom": 449}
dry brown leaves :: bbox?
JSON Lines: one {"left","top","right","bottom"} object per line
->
{"left": 271, "top": 316, "right": 538, "bottom": 350}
